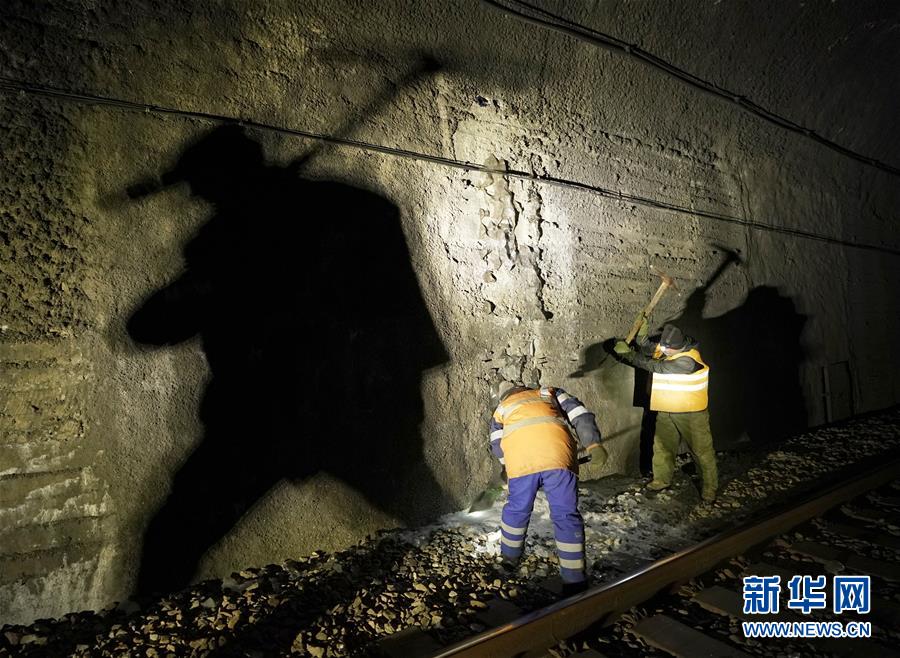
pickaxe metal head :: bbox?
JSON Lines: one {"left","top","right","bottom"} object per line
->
{"left": 650, "top": 265, "right": 678, "bottom": 293}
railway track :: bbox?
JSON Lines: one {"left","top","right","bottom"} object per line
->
{"left": 381, "top": 450, "right": 900, "bottom": 658}
{"left": 3, "top": 413, "right": 900, "bottom": 657}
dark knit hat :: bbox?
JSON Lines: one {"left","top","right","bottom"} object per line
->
{"left": 497, "top": 381, "right": 529, "bottom": 403}
{"left": 659, "top": 324, "right": 687, "bottom": 349}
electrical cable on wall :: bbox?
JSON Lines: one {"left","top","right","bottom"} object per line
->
{"left": 482, "top": 0, "right": 900, "bottom": 178}
{"left": 1, "top": 76, "right": 897, "bottom": 258}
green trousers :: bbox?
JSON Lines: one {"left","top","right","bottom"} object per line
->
{"left": 652, "top": 409, "right": 718, "bottom": 496}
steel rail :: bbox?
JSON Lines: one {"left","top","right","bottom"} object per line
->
{"left": 431, "top": 449, "right": 900, "bottom": 657}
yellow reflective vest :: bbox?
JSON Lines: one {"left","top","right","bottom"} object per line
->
{"left": 493, "top": 388, "right": 578, "bottom": 478}
{"left": 649, "top": 348, "right": 709, "bottom": 413}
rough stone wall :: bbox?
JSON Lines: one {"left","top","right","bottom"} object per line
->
{"left": 2, "top": 0, "right": 899, "bottom": 624}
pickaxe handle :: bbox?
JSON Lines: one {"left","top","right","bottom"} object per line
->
{"left": 625, "top": 274, "right": 673, "bottom": 343}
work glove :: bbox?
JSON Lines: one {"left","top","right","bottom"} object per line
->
{"left": 636, "top": 316, "right": 649, "bottom": 340}
{"left": 613, "top": 340, "right": 632, "bottom": 355}
{"left": 578, "top": 443, "right": 609, "bottom": 481}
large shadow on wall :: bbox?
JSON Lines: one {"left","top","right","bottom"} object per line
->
{"left": 126, "top": 125, "right": 448, "bottom": 596}
{"left": 671, "top": 253, "right": 808, "bottom": 450}
{"left": 574, "top": 249, "right": 807, "bottom": 471}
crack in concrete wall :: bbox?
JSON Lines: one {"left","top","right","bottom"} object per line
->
{"left": 472, "top": 154, "right": 551, "bottom": 322}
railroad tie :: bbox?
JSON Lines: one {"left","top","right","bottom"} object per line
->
{"left": 747, "top": 554, "right": 900, "bottom": 631}
{"left": 787, "top": 541, "right": 900, "bottom": 582}
{"left": 818, "top": 519, "right": 900, "bottom": 550}
{"left": 866, "top": 492, "right": 900, "bottom": 508}
{"left": 868, "top": 596, "right": 900, "bottom": 628}
{"left": 693, "top": 585, "right": 802, "bottom": 623}
{"left": 845, "top": 553, "right": 900, "bottom": 583}
{"left": 692, "top": 585, "right": 900, "bottom": 658}
{"left": 631, "top": 614, "right": 751, "bottom": 658}
{"left": 743, "top": 562, "right": 810, "bottom": 583}
{"left": 840, "top": 505, "right": 900, "bottom": 528}
{"left": 785, "top": 540, "right": 841, "bottom": 563}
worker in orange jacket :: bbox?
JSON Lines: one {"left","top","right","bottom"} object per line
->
{"left": 490, "top": 383, "right": 606, "bottom": 595}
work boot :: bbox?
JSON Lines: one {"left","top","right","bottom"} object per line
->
{"left": 561, "top": 580, "right": 588, "bottom": 597}
{"left": 646, "top": 479, "right": 670, "bottom": 492}
{"left": 499, "top": 556, "right": 520, "bottom": 573}
{"left": 701, "top": 488, "right": 717, "bottom": 503}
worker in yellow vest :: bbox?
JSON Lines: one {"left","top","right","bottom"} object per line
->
{"left": 613, "top": 322, "right": 718, "bottom": 502}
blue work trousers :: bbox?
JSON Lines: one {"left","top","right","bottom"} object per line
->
{"left": 500, "top": 468, "right": 586, "bottom": 583}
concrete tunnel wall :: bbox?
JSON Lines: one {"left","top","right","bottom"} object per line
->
{"left": 2, "top": 0, "right": 900, "bottom": 624}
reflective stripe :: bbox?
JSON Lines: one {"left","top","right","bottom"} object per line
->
{"left": 497, "top": 397, "right": 533, "bottom": 416}
{"left": 556, "top": 540, "right": 584, "bottom": 553}
{"left": 559, "top": 557, "right": 585, "bottom": 570}
{"left": 501, "top": 520, "right": 526, "bottom": 535}
{"left": 668, "top": 350, "right": 704, "bottom": 363}
{"left": 653, "top": 370, "right": 710, "bottom": 383}
{"left": 653, "top": 382, "right": 709, "bottom": 392}
{"left": 490, "top": 429, "right": 503, "bottom": 441}
{"left": 501, "top": 535, "right": 524, "bottom": 548}
{"left": 504, "top": 416, "right": 568, "bottom": 435}
{"left": 567, "top": 406, "right": 589, "bottom": 421}
{"left": 555, "top": 392, "right": 571, "bottom": 402}
{"left": 500, "top": 388, "right": 559, "bottom": 414}
{"left": 496, "top": 388, "right": 576, "bottom": 477}
{"left": 650, "top": 348, "right": 710, "bottom": 413}
{"left": 499, "top": 457, "right": 505, "bottom": 465}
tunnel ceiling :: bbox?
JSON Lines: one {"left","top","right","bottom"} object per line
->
{"left": 518, "top": 0, "right": 900, "bottom": 168}
{"left": 498, "top": 0, "right": 900, "bottom": 167}
{"left": 2, "top": 0, "right": 899, "bottom": 164}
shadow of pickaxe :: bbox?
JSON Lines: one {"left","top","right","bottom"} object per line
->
{"left": 123, "top": 52, "right": 443, "bottom": 200}
{"left": 288, "top": 52, "right": 441, "bottom": 172}
{"left": 705, "top": 243, "right": 744, "bottom": 288}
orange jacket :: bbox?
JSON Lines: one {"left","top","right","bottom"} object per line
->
{"left": 491, "top": 387, "right": 580, "bottom": 478}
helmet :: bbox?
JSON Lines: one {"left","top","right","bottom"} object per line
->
{"left": 493, "top": 380, "right": 527, "bottom": 406}
{"left": 659, "top": 324, "right": 687, "bottom": 350}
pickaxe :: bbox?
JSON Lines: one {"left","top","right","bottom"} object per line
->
{"left": 625, "top": 267, "right": 677, "bottom": 344}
